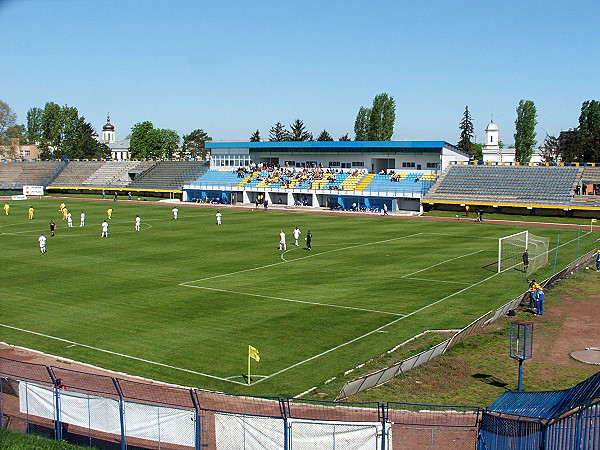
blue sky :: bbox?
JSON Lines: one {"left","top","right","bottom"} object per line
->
{"left": 2, "top": 0, "right": 599, "bottom": 145}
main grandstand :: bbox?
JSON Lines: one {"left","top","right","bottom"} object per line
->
{"left": 1, "top": 141, "right": 599, "bottom": 215}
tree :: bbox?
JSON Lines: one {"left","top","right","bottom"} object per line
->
{"left": 354, "top": 106, "right": 370, "bottom": 141}
{"left": 62, "top": 118, "right": 110, "bottom": 159}
{"left": 26, "top": 107, "right": 43, "bottom": 144}
{"left": 39, "top": 102, "right": 62, "bottom": 157}
{"left": 316, "top": 130, "right": 333, "bottom": 141}
{"left": 130, "top": 121, "right": 180, "bottom": 158}
{"left": 0, "top": 100, "right": 17, "bottom": 139}
{"left": 269, "top": 122, "right": 289, "bottom": 141}
{"left": 338, "top": 133, "right": 350, "bottom": 141}
{"left": 457, "top": 106, "right": 475, "bottom": 153}
{"left": 289, "top": 119, "right": 312, "bottom": 141}
{"left": 541, "top": 134, "right": 559, "bottom": 162}
{"left": 6, "top": 125, "right": 27, "bottom": 145}
{"left": 578, "top": 100, "right": 600, "bottom": 137}
{"left": 129, "top": 121, "right": 158, "bottom": 158}
{"left": 514, "top": 99, "right": 537, "bottom": 163}
{"left": 471, "top": 143, "right": 483, "bottom": 161}
{"left": 249, "top": 129, "right": 261, "bottom": 142}
{"left": 159, "top": 129, "right": 181, "bottom": 158}
{"left": 182, "top": 128, "right": 212, "bottom": 158}
{"left": 577, "top": 100, "right": 600, "bottom": 160}
{"left": 557, "top": 129, "right": 580, "bottom": 162}
{"left": 368, "top": 93, "right": 396, "bottom": 141}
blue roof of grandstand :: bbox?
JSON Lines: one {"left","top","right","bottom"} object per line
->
{"left": 486, "top": 371, "right": 600, "bottom": 421}
{"left": 207, "top": 140, "right": 462, "bottom": 152}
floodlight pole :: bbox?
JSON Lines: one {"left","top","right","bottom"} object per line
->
{"left": 517, "top": 359, "right": 524, "bottom": 392}
{"left": 510, "top": 321, "right": 534, "bottom": 392}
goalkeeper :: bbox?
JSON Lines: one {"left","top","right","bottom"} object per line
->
{"left": 522, "top": 249, "right": 529, "bottom": 272}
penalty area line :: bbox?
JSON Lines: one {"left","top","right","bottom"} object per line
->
{"left": 181, "top": 232, "right": 423, "bottom": 285}
{"left": 182, "top": 285, "right": 405, "bottom": 317}
{"left": 0, "top": 323, "right": 247, "bottom": 385}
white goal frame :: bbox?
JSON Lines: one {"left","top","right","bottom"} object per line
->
{"left": 498, "top": 231, "right": 529, "bottom": 273}
{"left": 498, "top": 230, "right": 550, "bottom": 274}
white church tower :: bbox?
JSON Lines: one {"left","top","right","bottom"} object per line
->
{"left": 482, "top": 120, "right": 516, "bottom": 163}
{"left": 101, "top": 115, "right": 116, "bottom": 143}
{"left": 484, "top": 121, "right": 499, "bottom": 151}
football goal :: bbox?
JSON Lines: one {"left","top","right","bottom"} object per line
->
{"left": 498, "top": 231, "right": 550, "bottom": 274}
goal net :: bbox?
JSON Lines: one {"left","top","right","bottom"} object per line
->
{"left": 498, "top": 231, "right": 550, "bottom": 274}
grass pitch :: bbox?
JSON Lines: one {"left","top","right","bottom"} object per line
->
{"left": 0, "top": 198, "right": 595, "bottom": 397}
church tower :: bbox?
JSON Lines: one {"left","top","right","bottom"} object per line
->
{"left": 102, "top": 115, "right": 116, "bottom": 143}
{"left": 484, "top": 120, "right": 499, "bottom": 150}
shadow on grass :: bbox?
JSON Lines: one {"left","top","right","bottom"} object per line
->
{"left": 472, "top": 373, "right": 509, "bottom": 388}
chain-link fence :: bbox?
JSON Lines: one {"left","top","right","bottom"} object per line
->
{"left": 1, "top": 363, "right": 482, "bottom": 449}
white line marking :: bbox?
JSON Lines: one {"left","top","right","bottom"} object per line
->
{"left": 253, "top": 244, "right": 564, "bottom": 386}
{"left": 183, "top": 285, "right": 405, "bottom": 316}
{"left": 3, "top": 230, "right": 590, "bottom": 386}
{"left": 253, "top": 316, "right": 404, "bottom": 384}
{"left": 181, "top": 233, "right": 422, "bottom": 285}
{"left": 402, "top": 277, "right": 473, "bottom": 285}
{"left": 0, "top": 323, "right": 248, "bottom": 385}
{"left": 401, "top": 249, "right": 485, "bottom": 278}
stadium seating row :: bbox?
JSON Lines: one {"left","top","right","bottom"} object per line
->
{"left": 425, "top": 165, "right": 586, "bottom": 206}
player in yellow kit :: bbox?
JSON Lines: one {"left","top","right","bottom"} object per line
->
{"left": 28, "top": 206, "right": 34, "bottom": 219}
{"left": 3, "top": 203, "right": 9, "bottom": 215}
{"left": 107, "top": 208, "right": 113, "bottom": 219}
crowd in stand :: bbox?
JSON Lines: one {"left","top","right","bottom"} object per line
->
{"left": 234, "top": 164, "right": 369, "bottom": 188}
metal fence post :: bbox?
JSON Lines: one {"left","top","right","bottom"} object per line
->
{"left": 112, "top": 377, "right": 126, "bottom": 450}
{"left": 190, "top": 389, "right": 201, "bottom": 450}
{"left": 0, "top": 377, "right": 3, "bottom": 429}
{"left": 279, "top": 397, "right": 289, "bottom": 450}
{"left": 576, "top": 225, "right": 581, "bottom": 259}
{"left": 46, "top": 367, "right": 62, "bottom": 441}
{"left": 380, "top": 402, "right": 387, "bottom": 450}
{"left": 553, "top": 234, "right": 560, "bottom": 275}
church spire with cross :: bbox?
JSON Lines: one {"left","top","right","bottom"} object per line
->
{"left": 102, "top": 114, "right": 115, "bottom": 143}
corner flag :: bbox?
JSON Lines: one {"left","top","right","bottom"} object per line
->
{"left": 249, "top": 345, "right": 260, "bottom": 362}
{"left": 247, "top": 345, "right": 260, "bottom": 385}
{"left": 592, "top": 218, "right": 597, "bottom": 231}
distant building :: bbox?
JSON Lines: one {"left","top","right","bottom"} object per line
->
{"left": 205, "top": 140, "right": 469, "bottom": 172}
{"left": 0, "top": 139, "right": 40, "bottom": 159}
{"left": 95, "top": 115, "right": 131, "bottom": 160}
{"left": 102, "top": 115, "right": 116, "bottom": 143}
{"left": 481, "top": 121, "right": 544, "bottom": 164}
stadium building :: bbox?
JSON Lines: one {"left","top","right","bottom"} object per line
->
{"left": 184, "top": 140, "right": 470, "bottom": 212}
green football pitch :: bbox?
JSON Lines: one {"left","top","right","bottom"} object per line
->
{"left": 0, "top": 199, "right": 595, "bottom": 397}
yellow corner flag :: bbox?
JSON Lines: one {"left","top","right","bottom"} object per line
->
{"left": 249, "top": 345, "right": 260, "bottom": 362}
{"left": 592, "top": 218, "right": 597, "bottom": 231}
{"left": 247, "top": 345, "right": 260, "bottom": 385}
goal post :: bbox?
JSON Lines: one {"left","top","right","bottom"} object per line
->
{"left": 498, "top": 230, "right": 550, "bottom": 274}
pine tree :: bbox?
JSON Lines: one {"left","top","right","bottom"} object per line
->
{"left": 316, "top": 130, "right": 333, "bottom": 141}
{"left": 269, "top": 122, "right": 289, "bottom": 141}
{"left": 457, "top": 106, "right": 475, "bottom": 153}
{"left": 250, "top": 129, "right": 261, "bottom": 142}
{"left": 289, "top": 119, "right": 312, "bottom": 141}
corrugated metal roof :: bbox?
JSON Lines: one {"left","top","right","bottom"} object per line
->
{"left": 486, "top": 372, "right": 600, "bottom": 421}
{"left": 206, "top": 140, "right": 449, "bottom": 150}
